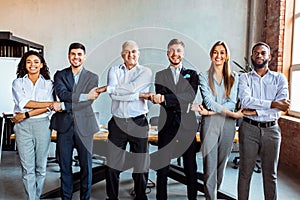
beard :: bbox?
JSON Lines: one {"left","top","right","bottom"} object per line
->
{"left": 251, "top": 58, "right": 268, "bottom": 69}
{"left": 72, "top": 64, "right": 81, "bottom": 68}
{"left": 168, "top": 57, "right": 182, "bottom": 66}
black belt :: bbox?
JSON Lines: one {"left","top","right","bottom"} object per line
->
{"left": 114, "top": 114, "right": 146, "bottom": 122}
{"left": 243, "top": 117, "right": 276, "bottom": 128}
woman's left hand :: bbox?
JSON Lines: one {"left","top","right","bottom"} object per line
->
{"left": 11, "top": 112, "right": 25, "bottom": 123}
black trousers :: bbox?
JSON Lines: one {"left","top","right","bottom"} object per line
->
{"left": 156, "top": 126, "right": 198, "bottom": 200}
{"left": 106, "top": 115, "right": 149, "bottom": 200}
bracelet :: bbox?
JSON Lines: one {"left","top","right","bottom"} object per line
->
{"left": 25, "top": 112, "right": 30, "bottom": 119}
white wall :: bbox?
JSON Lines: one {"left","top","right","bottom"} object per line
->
{"left": 0, "top": 0, "right": 249, "bottom": 124}
{"left": 0, "top": 58, "right": 20, "bottom": 114}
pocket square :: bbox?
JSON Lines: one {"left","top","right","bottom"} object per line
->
{"left": 183, "top": 74, "right": 190, "bottom": 79}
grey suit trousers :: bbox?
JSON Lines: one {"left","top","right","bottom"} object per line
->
{"left": 238, "top": 120, "right": 281, "bottom": 200}
{"left": 200, "top": 114, "right": 236, "bottom": 200}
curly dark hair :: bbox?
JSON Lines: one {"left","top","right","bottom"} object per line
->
{"left": 16, "top": 50, "right": 50, "bottom": 79}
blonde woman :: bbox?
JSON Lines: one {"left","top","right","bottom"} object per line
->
{"left": 198, "top": 41, "right": 243, "bottom": 200}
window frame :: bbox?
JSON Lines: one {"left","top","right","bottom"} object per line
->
{"left": 289, "top": 64, "right": 300, "bottom": 117}
{"left": 287, "top": 0, "right": 300, "bottom": 118}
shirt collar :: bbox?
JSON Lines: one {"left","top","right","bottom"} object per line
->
{"left": 120, "top": 63, "right": 140, "bottom": 71}
{"left": 24, "top": 74, "right": 44, "bottom": 80}
{"left": 251, "top": 68, "right": 271, "bottom": 78}
{"left": 169, "top": 64, "right": 182, "bottom": 72}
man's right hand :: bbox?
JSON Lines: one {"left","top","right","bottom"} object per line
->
{"left": 271, "top": 99, "right": 290, "bottom": 112}
{"left": 87, "top": 87, "right": 101, "bottom": 100}
{"left": 96, "top": 85, "right": 107, "bottom": 93}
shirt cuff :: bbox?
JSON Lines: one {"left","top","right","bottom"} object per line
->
{"left": 186, "top": 103, "right": 191, "bottom": 113}
{"left": 61, "top": 102, "right": 66, "bottom": 111}
{"left": 19, "top": 99, "right": 30, "bottom": 111}
{"left": 265, "top": 101, "right": 272, "bottom": 109}
{"left": 79, "top": 94, "right": 88, "bottom": 102}
{"left": 107, "top": 86, "right": 115, "bottom": 94}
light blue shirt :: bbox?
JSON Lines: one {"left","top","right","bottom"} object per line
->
{"left": 61, "top": 67, "right": 87, "bottom": 110}
{"left": 107, "top": 63, "right": 152, "bottom": 118}
{"left": 199, "top": 71, "right": 239, "bottom": 113}
{"left": 238, "top": 69, "right": 288, "bottom": 122}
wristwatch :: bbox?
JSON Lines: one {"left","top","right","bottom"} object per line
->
{"left": 25, "top": 112, "right": 30, "bottom": 119}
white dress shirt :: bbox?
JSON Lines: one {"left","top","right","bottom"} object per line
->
{"left": 170, "top": 65, "right": 182, "bottom": 85}
{"left": 12, "top": 74, "right": 54, "bottom": 118}
{"left": 107, "top": 63, "right": 152, "bottom": 118}
{"left": 238, "top": 69, "right": 288, "bottom": 122}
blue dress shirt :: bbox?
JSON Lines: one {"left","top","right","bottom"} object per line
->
{"left": 199, "top": 71, "right": 239, "bottom": 113}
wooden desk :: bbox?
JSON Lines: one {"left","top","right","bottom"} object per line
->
{"left": 10, "top": 130, "right": 239, "bottom": 143}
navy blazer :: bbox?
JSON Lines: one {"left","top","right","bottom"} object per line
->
{"left": 50, "top": 67, "right": 99, "bottom": 136}
{"left": 155, "top": 66, "right": 199, "bottom": 132}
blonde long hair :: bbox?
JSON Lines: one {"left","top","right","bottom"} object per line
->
{"left": 208, "top": 41, "right": 235, "bottom": 98}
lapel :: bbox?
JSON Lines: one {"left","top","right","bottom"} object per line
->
{"left": 176, "top": 66, "right": 188, "bottom": 89}
{"left": 66, "top": 67, "right": 75, "bottom": 90}
{"left": 165, "top": 67, "right": 176, "bottom": 92}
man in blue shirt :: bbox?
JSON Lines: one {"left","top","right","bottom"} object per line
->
{"left": 238, "top": 42, "right": 290, "bottom": 200}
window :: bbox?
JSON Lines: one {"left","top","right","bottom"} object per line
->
{"left": 289, "top": 0, "right": 300, "bottom": 117}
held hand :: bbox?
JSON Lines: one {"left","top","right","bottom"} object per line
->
{"left": 87, "top": 87, "right": 100, "bottom": 100}
{"left": 96, "top": 85, "right": 107, "bottom": 93}
{"left": 52, "top": 101, "right": 62, "bottom": 112}
{"left": 198, "top": 105, "right": 210, "bottom": 116}
{"left": 151, "top": 94, "right": 164, "bottom": 104}
{"left": 233, "top": 108, "right": 244, "bottom": 119}
{"left": 190, "top": 103, "right": 201, "bottom": 112}
{"left": 242, "top": 109, "right": 257, "bottom": 116}
{"left": 11, "top": 112, "right": 25, "bottom": 123}
{"left": 139, "top": 92, "right": 153, "bottom": 100}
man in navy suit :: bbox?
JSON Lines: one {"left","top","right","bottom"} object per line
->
{"left": 50, "top": 42, "right": 104, "bottom": 200}
{"left": 151, "top": 39, "right": 199, "bottom": 200}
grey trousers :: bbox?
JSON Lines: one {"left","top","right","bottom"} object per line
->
{"left": 14, "top": 117, "right": 51, "bottom": 200}
{"left": 238, "top": 120, "right": 281, "bottom": 200}
{"left": 200, "top": 115, "right": 236, "bottom": 200}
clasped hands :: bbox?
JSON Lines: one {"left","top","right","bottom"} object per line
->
{"left": 190, "top": 103, "right": 214, "bottom": 116}
{"left": 139, "top": 92, "right": 165, "bottom": 104}
{"left": 87, "top": 86, "right": 107, "bottom": 100}
{"left": 48, "top": 86, "right": 108, "bottom": 112}
{"left": 48, "top": 101, "right": 62, "bottom": 112}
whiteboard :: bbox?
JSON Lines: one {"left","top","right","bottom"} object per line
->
{"left": 0, "top": 57, "right": 20, "bottom": 114}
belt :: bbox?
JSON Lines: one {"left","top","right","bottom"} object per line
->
{"left": 114, "top": 114, "right": 146, "bottom": 122}
{"left": 243, "top": 117, "right": 276, "bottom": 128}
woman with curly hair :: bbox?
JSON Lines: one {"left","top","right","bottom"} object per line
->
{"left": 11, "top": 50, "right": 55, "bottom": 200}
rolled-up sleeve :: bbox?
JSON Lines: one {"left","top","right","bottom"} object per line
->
{"left": 12, "top": 79, "right": 30, "bottom": 111}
